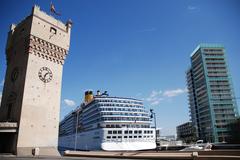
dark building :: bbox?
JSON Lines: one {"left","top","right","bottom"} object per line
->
{"left": 176, "top": 122, "right": 196, "bottom": 143}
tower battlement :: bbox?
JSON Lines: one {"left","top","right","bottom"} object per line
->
{"left": 6, "top": 5, "right": 72, "bottom": 66}
{"left": 31, "top": 5, "right": 72, "bottom": 34}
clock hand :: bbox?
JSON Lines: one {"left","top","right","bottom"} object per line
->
{"left": 44, "top": 72, "right": 49, "bottom": 79}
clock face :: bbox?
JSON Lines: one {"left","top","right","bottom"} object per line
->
{"left": 38, "top": 67, "right": 53, "bottom": 83}
{"left": 11, "top": 67, "right": 19, "bottom": 82}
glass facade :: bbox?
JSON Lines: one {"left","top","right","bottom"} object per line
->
{"left": 187, "top": 44, "right": 239, "bottom": 142}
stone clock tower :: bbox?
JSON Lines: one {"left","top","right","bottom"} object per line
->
{"left": 0, "top": 5, "right": 72, "bottom": 156}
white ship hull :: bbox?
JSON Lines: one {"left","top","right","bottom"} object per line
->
{"left": 101, "top": 141, "right": 156, "bottom": 151}
{"left": 59, "top": 128, "right": 156, "bottom": 151}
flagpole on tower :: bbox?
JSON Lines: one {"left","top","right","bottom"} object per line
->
{"left": 50, "top": 2, "right": 61, "bottom": 16}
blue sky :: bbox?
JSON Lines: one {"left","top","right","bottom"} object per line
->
{"left": 0, "top": 0, "right": 239, "bottom": 135}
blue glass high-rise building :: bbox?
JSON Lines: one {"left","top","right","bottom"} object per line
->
{"left": 187, "top": 44, "right": 239, "bottom": 143}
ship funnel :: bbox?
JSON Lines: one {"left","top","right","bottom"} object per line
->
{"left": 97, "top": 90, "right": 101, "bottom": 96}
{"left": 85, "top": 90, "right": 93, "bottom": 103}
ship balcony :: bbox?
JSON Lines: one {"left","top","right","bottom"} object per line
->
{"left": 102, "top": 120, "right": 151, "bottom": 124}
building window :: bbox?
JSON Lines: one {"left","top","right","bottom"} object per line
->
{"left": 108, "top": 131, "right": 112, "bottom": 134}
{"left": 50, "top": 27, "right": 57, "bottom": 34}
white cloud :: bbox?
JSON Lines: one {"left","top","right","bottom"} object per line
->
{"left": 150, "top": 99, "right": 163, "bottom": 106}
{"left": 163, "top": 88, "right": 187, "bottom": 97}
{"left": 145, "top": 88, "right": 187, "bottom": 106}
{"left": 63, "top": 99, "right": 76, "bottom": 107}
{"left": 188, "top": 6, "right": 197, "bottom": 10}
{"left": 146, "top": 90, "right": 163, "bottom": 106}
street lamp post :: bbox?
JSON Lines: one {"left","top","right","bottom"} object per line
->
{"left": 74, "top": 110, "right": 79, "bottom": 151}
{"left": 150, "top": 109, "right": 157, "bottom": 149}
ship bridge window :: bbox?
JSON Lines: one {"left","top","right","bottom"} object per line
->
{"left": 112, "top": 136, "right": 116, "bottom": 139}
{"left": 107, "top": 136, "right": 111, "bottom": 139}
{"left": 118, "top": 136, "right": 122, "bottom": 139}
{"left": 113, "top": 131, "right": 117, "bottom": 134}
{"left": 124, "top": 136, "right": 127, "bottom": 138}
{"left": 134, "top": 136, "right": 137, "bottom": 138}
{"left": 129, "top": 131, "right": 132, "bottom": 134}
{"left": 134, "top": 131, "right": 137, "bottom": 134}
{"left": 124, "top": 130, "right": 128, "bottom": 134}
{"left": 118, "top": 131, "right": 122, "bottom": 134}
{"left": 108, "top": 131, "right": 112, "bottom": 134}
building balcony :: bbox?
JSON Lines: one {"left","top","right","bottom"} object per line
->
{"left": 0, "top": 122, "right": 18, "bottom": 133}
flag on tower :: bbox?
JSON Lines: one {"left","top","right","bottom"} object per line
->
{"left": 50, "top": 2, "right": 61, "bottom": 16}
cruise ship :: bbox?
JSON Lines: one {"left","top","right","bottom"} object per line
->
{"left": 58, "top": 91, "right": 156, "bottom": 151}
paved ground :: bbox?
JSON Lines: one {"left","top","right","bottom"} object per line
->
{"left": 1, "top": 150, "right": 240, "bottom": 160}
{"left": 0, "top": 156, "right": 144, "bottom": 160}
{"left": 1, "top": 156, "right": 240, "bottom": 160}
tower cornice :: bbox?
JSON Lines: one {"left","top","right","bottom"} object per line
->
{"left": 28, "top": 35, "right": 68, "bottom": 65}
